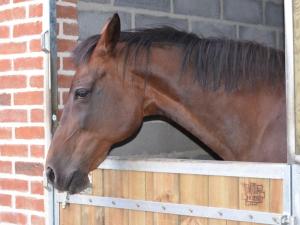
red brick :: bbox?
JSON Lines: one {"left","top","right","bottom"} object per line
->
{"left": 57, "top": 108, "right": 63, "bottom": 120}
{"left": 0, "top": 144, "right": 28, "bottom": 157}
{"left": 57, "top": 57, "right": 61, "bottom": 70}
{"left": 0, "top": 194, "right": 11, "bottom": 206}
{"left": 0, "top": 75, "right": 26, "bottom": 89}
{"left": 63, "top": 22, "right": 79, "bottom": 36}
{"left": 31, "top": 109, "right": 44, "bottom": 122}
{"left": 57, "top": 39, "right": 77, "bottom": 52}
{"left": 15, "top": 126, "right": 44, "bottom": 139}
{"left": 0, "top": 26, "right": 9, "bottom": 38}
{"left": 0, "top": 0, "right": 9, "bottom": 5}
{"left": 0, "top": 9, "right": 11, "bottom": 22}
{"left": 29, "top": 4, "right": 43, "bottom": 17}
{"left": 0, "top": 42, "right": 26, "bottom": 54}
{"left": 0, "top": 7, "right": 25, "bottom": 22}
{"left": 29, "top": 39, "right": 41, "bottom": 52}
{"left": 31, "top": 215, "right": 45, "bottom": 225}
{"left": 13, "top": 21, "right": 42, "bottom": 37}
{"left": 57, "top": 5, "right": 78, "bottom": 20}
{"left": 0, "top": 127, "right": 11, "bottom": 139}
{"left": 30, "top": 145, "right": 44, "bottom": 158}
{"left": 30, "top": 75, "right": 43, "bottom": 88}
{"left": 63, "top": 91, "right": 69, "bottom": 104}
{"left": 0, "top": 59, "right": 11, "bottom": 71}
{"left": 0, "top": 178, "right": 28, "bottom": 191}
{"left": 0, "top": 161, "right": 12, "bottom": 173}
{"left": 0, "top": 93, "right": 11, "bottom": 105}
{"left": 0, "top": 212, "right": 27, "bottom": 224}
{"left": 0, "top": 109, "right": 27, "bottom": 122}
{"left": 31, "top": 181, "right": 44, "bottom": 195}
{"left": 14, "top": 57, "right": 43, "bottom": 70}
{"left": 63, "top": 57, "right": 75, "bottom": 70}
{"left": 14, "top": 91, "right": 43, "bottom": 105}
{"left": 58, "top": 75, "right": 73, "bottom": 88}
{"left": 13, "top": 0, "right": 31, "bottom": 2}
{"left": 16, "top": 196, "right": 44, "bottom": 211}
{"left": 15, "top": 161, "right": 43, "bottom": 176}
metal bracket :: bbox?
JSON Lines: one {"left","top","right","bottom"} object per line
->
{"left": 61, "top": 192, "right": 70, "bottom": 209}
{"left": 280, "top": 215, "right": 295, "bottom": 225}
{"left": 41, "top": 30, "right": 50, "bottom": 53}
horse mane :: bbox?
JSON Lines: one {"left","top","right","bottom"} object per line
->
{"left": 73, "top": 27, "right": 284, "bottom": 91}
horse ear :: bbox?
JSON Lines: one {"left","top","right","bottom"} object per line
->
{"left": 96, "top": 13, "right": 120, "bottom": 54}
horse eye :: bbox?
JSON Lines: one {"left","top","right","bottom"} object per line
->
{"left": 75, "top": 88, "right": 90, "bottom": 99}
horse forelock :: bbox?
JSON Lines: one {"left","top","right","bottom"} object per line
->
{"left": 72, "top": 27, "right": 285, "bottom": 91}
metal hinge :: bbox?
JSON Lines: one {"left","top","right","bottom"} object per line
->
{"left": 41, "top": 30, "right": 50, "bottom": 53}
{"left": 281, "top": 215, "right": 295, "bottom": 225}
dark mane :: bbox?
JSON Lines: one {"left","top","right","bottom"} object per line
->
{"left": 73, "top": 27, "right": 284, "bottom": 91}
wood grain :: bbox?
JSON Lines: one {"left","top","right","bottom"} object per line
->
{"left": 128, "top": 171, "right": 146, "bottom": 225}
{"left": 180, "top": 174, "right": 208, "bottom": 225}
{"left": 208, "top": 176, "right": 239, "bottom": 225}
{"left": 147, "top": 172, "right": 179, "bottom": 225}
{"left": 60, "top": 204, "right": 81, "bottom": 225}
{"left": 103, "top": 170, "right": 129, "bottom": 225}
{"left": 269, "top": 179, "right": 283, "bottom": 213}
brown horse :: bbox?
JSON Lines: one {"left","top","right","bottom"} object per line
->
{"left": 46, "top": 14, "right": 286, "bottom": 194}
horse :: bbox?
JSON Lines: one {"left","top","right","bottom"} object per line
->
{"left": 46, "top": 13, "right": 286, "bottom": 194}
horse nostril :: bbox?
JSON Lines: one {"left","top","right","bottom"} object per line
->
{"left": 46, "top": 167, "right": 55, "bottom": 184}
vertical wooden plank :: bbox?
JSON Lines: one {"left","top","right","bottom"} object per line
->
{"left": 80, "top": 169, "right": 104, "bottom": 225}
{"left": 227, "top": 221, "right": 241, "bottom": 225}
{"left": 128, "top": 171, "right": 146, "bottom": 225}
{"left": 146, "top": 172, "right": 179, "bottom": 225}
{"left": 104, "top": 169, "right": 129, "bottom": 225}
{"left": 92, "top": 169, "right": 104, "bottom": 196}
{"left": 208, "top": 176, "right": 239, "bottom": 225}
{"left": 145, "top": 172, "right": 154, "bottom": 225}
{"left": 179, "top": 174, "right": 208, "bottom": 225}
{"left": 60, "top": 204, "right": 81, "bottom": 225}
{"left": 269, "top": 179, "right": 283, "bottom": 213}
{"left": 89, "top": 169, "right": 104, "bottom": 225}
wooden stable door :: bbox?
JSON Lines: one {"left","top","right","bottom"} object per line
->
{"left": 58, "top": 165, "right": 285, "bottom": 225}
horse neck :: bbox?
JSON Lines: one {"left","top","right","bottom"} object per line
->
{"left": 134, "top": 46, "right": 286, "bottom": 161}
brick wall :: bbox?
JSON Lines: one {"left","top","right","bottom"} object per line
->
{"left": 56, "top": 0, "right": 78, "bottom": 119}
{"left": 0, "top": 0, "right": 46, "bottom": 224}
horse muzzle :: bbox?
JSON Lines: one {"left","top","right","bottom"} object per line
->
{"left": 45, "top": 166, "right": 90, "bottom": 194}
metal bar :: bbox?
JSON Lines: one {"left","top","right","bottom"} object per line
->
{"left": 56, "top": 193, "right": 287, "bottom": 225}
{"left": 43, "top": 1, "right": 56, "bottom": 225}
{"left": 49, "top": 0, "right": 58, "bottom": 134}
{"left": 292, "top": 165, "right": 300, "bottom": 225}
{"left": 284, "top": 0, "right": 296, "bottom": 163}
{"left": 54, "top": 190, "right": 60, "bottom": 225}
{"left": 99, "top": 156, "right": 290, "bottom": 179}
{"left": 283, "top": 165, "right": 292, "bottom": 216}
